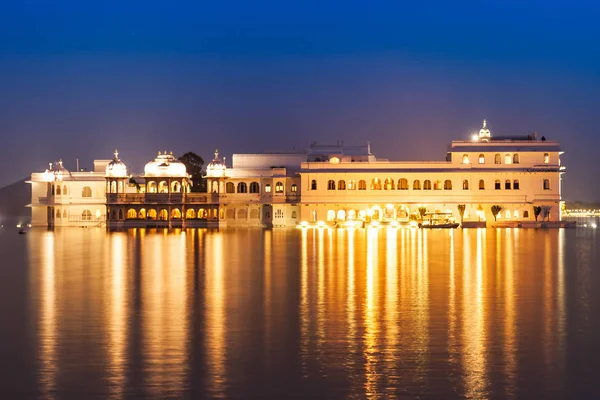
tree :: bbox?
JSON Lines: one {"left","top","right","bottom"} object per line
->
{"left": 491, "top": 205, "right": 503, "bottom": 221}
{"left": 457, "top": 204, "right": 466, "bottom": 223}
{"left": 418, "top": 206, "right": 427, "bottom": 220}
{"left": 178, "top": 152, "right": 206, "bottom": 192}
{"left": 533, "top": 206, "right": 542, "bottom": 221}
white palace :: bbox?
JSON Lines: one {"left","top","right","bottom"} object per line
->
{"left": 28, "top": 121, "right": 566, "bottom": 228}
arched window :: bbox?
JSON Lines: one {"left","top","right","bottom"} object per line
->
{"left": 463, "top": 180, "right": 469, "bottom": 190}
{"left": 237, "top": 182, "right": 247, "bottom": 193}
{"left": 505, "top": 179, "right": 511, "bottom": 190}
{"left": 337, "top": 210, "right": 346, "bottom": 221}
{"left": 63, "top": 185, "right": 67, "bottom": 195}
{"left": 118, "top": 181, "right": 124, "bottom": 193}
{"left": 444, "top": 180, "right": 452, "bottom": 190}
{"left": 462, "top": 154, "right": 469, "bottom": 164}
{"left": 291, "top": 184, "right": 297, "bottom": 192}
{"left": 186, "top": 209, "right": 196, "bottom": 219}
{"left": 159, "top": 209, "right": 168, "bottom": 220}
{"left": 524, "top": 210, "right": 529, "bottom": 218}
{"left": 51, "top": 185, "right": 55, "bottom": 195}
{"left": 434, "top": 180, "right": 442, "bottom": 190}
{"left": 513, "top": 154, "right": 519, "bottom": 164}
{"left": 82, "top": 186, "right": 92, "bottom": 197}
{"left": 478, "top": 154, "right": 485, "bottom": 164}
{"left": 148, "top": 209, "right": 157, "bottom": 219}
{"left": 327, "top": 180, "right": 336, "bottom": 190}
{"left": 398, "top": 178, "right": 408, "bottom": 190}
{"left": 495, "top": 154, "right": 501, "bottom": 164}
{"left": 544, "top": 153, "right": 549, "bottom": 164}
{"left": 413, "top": 180, "right": 421, "bottom": 190}
{"left": 171, "top": 208, "right": 181, "bottom": 219}
{"left": 118, "top": 209, "right": 123, "bottom": 220}
{"left": 63, "top": 210, "right": 67, "bottom": 218}
{"left": 56, "top": 185, "right": 61, "bottom": 195}
{"left": 275, "top": 182, "right": 284, "bottom": 193}
{"left": 147, "top": 181, "right": 157, "bottom": 193}
{"left": 139, "top": 209, "right": 147, "bottom": 219}
{"left": 82, "top": 209, "right": 92, "bottom": 221}
{"left": 265, "top": 184, "right": 271, "bottom": 193}
{"left": 543, "top": 179, "right": 550, "bottom": 190}
{"left": 311, "top": 180, "right": 317, "bottom": 190}
{"left": 358, "top": 180, "right": 367, "bottom": 190}
{"left": 198, "top": 208, "right": 206, "bottom": 219}
{"left": 384, "top": 178, "right": 394, "bottom": 190}
{"left": 226, "top": 182, "right": 235, "bottom": 193}
{"left": 171, "top": 181, "right": 181, "bottom": 193}
{"left": 423, "top": 180, "right": 432, "bottom": 190}
{"left": 505, "top": 154, "right": 512, "bottom": 164}
{"left": 371, "top": 178, "right": 382, "bottom": 190}
{"left": 495, "top": 180, "right": 501, "bottom": 190}
{"left": 327, "top": 210, "right": 336, "bottom": 221}
{"left": 338, "top": 180, "right": 346, "bottom": 190}
{"left": 127, "top": 209, "right": 137, "bottom": 219}
{"left": 250, "top": 182, "right": 260, "bottom": 193}
{"left": 479, "top": 180, "right": 485, "bottom": 190}
{"left": 56, "top": 209, "right": 61, "bottom": 218}
{"left": 291, "top": 211, "right": 297, "bottom": 219}
{"left": 513, "top": 180, "right": 520, "bottom": 190}
{"left": 347, "top": 180, "right": 356, "bottom": 190}
{"left": 158, "top": 181, "right": 168, "bottom": 193}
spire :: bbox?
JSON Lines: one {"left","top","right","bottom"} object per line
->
{"left": 114, "top": 149, "right": 119, "bottom": 160}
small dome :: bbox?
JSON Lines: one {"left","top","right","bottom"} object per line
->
{"left": 206, "top": 149, "right": 226, "bottom": 177}
{"left": 44, "top": 160, "right": 70, "bottom": 181}
{"left": 106, "top": 149, "right": 128, "bottom": 177}
{"left": 144, "top": 151, "right": 188, "bottom": 177}
{"left": 478, "top": 119, "right": 491, "bottom": 141}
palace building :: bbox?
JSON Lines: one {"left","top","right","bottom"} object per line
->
{"left": 28, "top": 121, "right": 565, "bottom": 228}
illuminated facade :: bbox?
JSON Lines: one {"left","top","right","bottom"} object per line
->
{"left": 28, "top": 121, "right": 565, "bottom": 228}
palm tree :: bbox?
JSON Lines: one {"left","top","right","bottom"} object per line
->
{"left": 533, "top": 206, "right": 542, "bottom": 221}
{"left": 491, "top": 205, "right": 503, "bottom": 221}
{"left": 418, "top": 206, "right": 427, "bottom": 220}
{"left": 457, "top": 204, "right": 466, "bottom": 223}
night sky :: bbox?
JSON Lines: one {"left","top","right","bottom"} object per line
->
{"left": 0, "top": 1, "right": 598, "bottom": 201}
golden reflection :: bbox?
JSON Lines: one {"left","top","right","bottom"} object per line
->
{"left": 107, "top": 233, "right": 128, "bottom": 398}
{"left": 300, "top": 228, "right": 309, "bottom": 376}
{"left": 462, "top": 228, "right": 488, "bottom": 398}
{"left": 557, "top": 229, "right": 566, "bottom": 369}
{"left": 264, "top": 230, "right": 272, "bottom": 356}
{"left": 205, "top": 232, "right": 226, "bottom": 396}
{"left": 503, "top": 229, "right": 517, "bottom": 397}
{"left": 39, "top": 232, "right": 57, "bottom": 398}
{"left": 316, "top": 227, "right": 325, "bottom": 365}
{"left": 364, "top": 227, "right": 380, "bottom": 395}
{"left": 384, "top": 228, "right": 398, "bottom": 372}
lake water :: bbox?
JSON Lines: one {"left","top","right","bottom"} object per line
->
{"left": 0, "top": 227, "right": 598, "bottom": 399}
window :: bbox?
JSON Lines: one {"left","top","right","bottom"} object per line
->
{"left": 185, "top": 209, "right": 195, "bottom": 219}
{"left": 226, "top": 182, "right": 235, "bottom": 193}
{"left": 265, "top": 184, "right": 271, "bottom": 193}
{"left": 423, "top": 180, "right": 432, "bottom": 190}
{"left": 524, "top": 210, "right": 529, "bottom": 218}
{"left": 56, "top": 209, "right": 61, "bottom": 218}
{"left": 127, "top": 209, "right": 137, "bottom": 219}
{"left": 513, "top": 180, "right": 520, "bottom": 190}
{"left": 478, "top": 154, "right": 485, "bottom": 164}
{"left": 543, "top": 179, "right": 550, "bottom": 190}
{"left": 275, "top": 182, "right": 284, "bottom": 193}
{"left": 63, "top": 210, "right": 67, "bottom": 218}
{"left": 495, "top": 154, "right": 501, "bottom": 164}
{"left": 237, "top": 182, "right": 247, "bottom": 193}
{"left": 384, "top": 178, "right": 394, "bottom": 190}
{"left": 327, "top": 180, "right": 336, "bottom": 190}
{"left": 291, "top": 211, "right": 297, "bottom": 219}
{"left": 462, "top": 180, "right": 469, "bottom": 190}
{"left": 479, "top": 180, "right": 485, "bottom": 190}
{"left": 338, "top": 180, "right": 346, "bottom": 190}
{"left": 513, "top": 154, "right": 519, "bottom": 164}
{"left": 495, "top": 180, "right": 501, "bottom": 190}
{"left": 51, "top": 185, "right": 55, "bottom": 195}
{"left": 82, "top": 186, "right": 92, "bottom": 197}
{"left": 249, "top": 182, "right": 260, "bottom": 193}
{"left": 275, "top": 209, "right": 284, "bottom": 218}
{"left": 371, "top": 178, "right": 382, "bottom": 190}
{"left": 358, "top": 180, "right": 366, "bottom": 190}
{"left": 347, "top": 180, "right": 356, "bottom": 190}
{"left": 311, "top": 180, "right": 317, "bottom": 190}
{"left": 63, "top": 185, "right": 67, "bottom": 195}
{"left": 434, "top": 180, "right": 442, "bottom": 190}
{"left": 444, "top": 180, "right": 452, "bottom": 190}
{"left": 505, "top": 180, "right": 511, "bottom": 190}
{"left": 56, "top": 185, "right": 61, "bottom": 195}
{"left": 462, "top": 154, "right": 469, "bottom": 164}
{"left": 398, "top": 178, "right": 408, "bottom": 190}
{"left": 291, "top": 184, "right": 297, "bottom": 192}
{"left": 148, "top": 209, "right": 157, "bottom": 219}
{"left": 413, "top": 180, "right": 421, "bottom": 190}
{"left": 82, "top": 209, "right": 92, "bottom": 221}
{"left": 544, "top": 153, "right": 549, "bottom": 164}
{"left": 505, "top": 154, "right": 512, "bottom": 164}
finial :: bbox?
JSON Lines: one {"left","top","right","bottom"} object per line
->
{"left": 170, "top": 151, "right": 173, "bottom": 155}
{"left": 215, "top": 149, "right": 219, "bottom": 159}
{"left": 114, "top": 149, "right": 119, "bottom": 159}
{"left": 59, "top": 159, "right": 63, "bottom": 167}
{"left": 158, "top": 151, "right": 161, "bottom": 155}
{"left": 483, "top": 119, "right": 487, "bottom": 128}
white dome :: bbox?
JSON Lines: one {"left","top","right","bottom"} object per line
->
{"left": 105, "top": 150, "right": 128, "bottom": 177}
{"left": 206, "top": 149, "right": 226, "bottom": 177}
{"left": 478, "top": 119, "right": 491, "bottom": 141}
{"left": 43, "top": 160, "right": 70, "bottom": 181}
{"left": 144, "top": 151, "right": 188, "bottom": 177}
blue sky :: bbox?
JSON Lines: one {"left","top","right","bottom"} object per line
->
{"left": 1, "top": 0, "right": 599, "bottom": 200}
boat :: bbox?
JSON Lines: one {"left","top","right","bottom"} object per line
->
{"left": 18, "top": 229, "right": 27, "bottom": 234}
{"left": 419, "top": 212, "right": 460, "bottom": 229}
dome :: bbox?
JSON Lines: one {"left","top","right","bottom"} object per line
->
{"left": 478, "top": 119, "right": 491, "bottom": 141}
{"left": 43, "top": 160, "right": 70, "bottom": 181}
{"left": 206, "top": 149, "right": 226, "bottom": 177}
{"left": 144, "top": 151, "right": 188, "bottom": 177}
{"left": 106, "top": 149, "right": 128, "bottom": 177}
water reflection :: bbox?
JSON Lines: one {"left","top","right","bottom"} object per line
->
{"left": 23, "top": 227, "right": 584, "bottom": 399}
